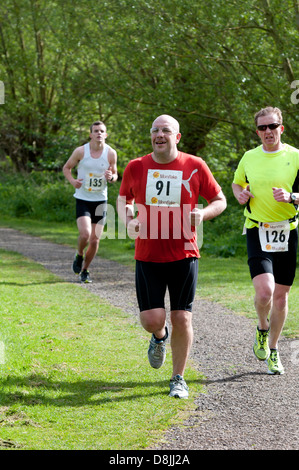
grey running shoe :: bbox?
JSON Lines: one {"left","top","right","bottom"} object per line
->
{"left": 147, "top": 326, "right": 168, "bottom": 369}
{"left": 73, "top": 253, "right": 83, "bottom": 274}
{"left": 169, "top": 375, "right": 189, "bottom": 399}
{"left": 80, "top": 269, "right": 92, "bottom": 283}
{"left": 253, "top": 326, "right": 270, "bottom": 361}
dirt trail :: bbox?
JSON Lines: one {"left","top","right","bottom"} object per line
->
{"left": 0, "top": 227, "right": 298, "bottom": 450}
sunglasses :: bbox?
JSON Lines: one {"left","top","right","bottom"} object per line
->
{"left": 256, "top": 123, "right": 281, "bottom": 131}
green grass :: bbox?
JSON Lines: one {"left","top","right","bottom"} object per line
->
{"left": 0, "top": 250, "right": 201, "bottom": 450}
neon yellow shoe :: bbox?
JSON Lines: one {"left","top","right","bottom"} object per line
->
{"left": 253, "top": 326, "right": 270, "bottom": 361}
{"left": 266, "top": 349, "right": 285, "bottom": 375}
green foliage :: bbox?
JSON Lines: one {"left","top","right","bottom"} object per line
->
{"left": 0, "top": 170, "right": 116, "bottom": 224}
{"left": 0, "top": 171, "right": 75, "bottom": 222}
{"left": 1, "top": 0, "right": 299, "bottom": 173}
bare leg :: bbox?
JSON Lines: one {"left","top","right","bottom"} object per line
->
{"left": 76, "top": 217, "right": 102, "bottom": 270}
{"left": 140, "top": 308, "right": 167, "bottom": 339}
{"left": 76, "top": 216, "right": 92, "bottom": 256}
{"left": 82, "top": 223, "right": 103, "bottom": 270}
{"left": 170, "top": 310, "right": 193, "bottom": 377}
{"left": 252, "top": 273, "right": 290, "bottom": 348}
{"left": 252, "top": 273, "right": 274, "bottom": 330}
{"left": 269, "top": 283, "right": 290, "bottom": 349}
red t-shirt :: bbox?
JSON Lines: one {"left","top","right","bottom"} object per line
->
{"left": 119, "top": 152, "right": 221, "bottom": 262}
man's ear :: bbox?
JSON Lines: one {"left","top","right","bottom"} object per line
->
{"left": 176, "top": 133, "right": 182, "bottom": 144}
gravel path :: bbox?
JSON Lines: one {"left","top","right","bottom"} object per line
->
{"left": 0, "top": 227, "right": 298, "bottom": 450}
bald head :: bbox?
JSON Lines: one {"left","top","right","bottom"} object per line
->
{"left": 151, "top": 115, "right": 180, "bottom": 134}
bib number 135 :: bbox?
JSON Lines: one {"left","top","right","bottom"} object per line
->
{"left": 85, "top": 173, "right": 105, "bottom": 192}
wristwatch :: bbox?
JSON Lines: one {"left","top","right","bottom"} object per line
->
{"left": 289, "top": 192, "right": 296, "bottom": 204}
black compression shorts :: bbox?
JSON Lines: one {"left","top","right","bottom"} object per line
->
{"left": 246, "top": 226, "right": 298, "bottom": 286}
{"left": 135, "top": 257, "right": 198, "bottom": 312}
{"left": 76, "top": 199, "right": 107, "bottom": 225}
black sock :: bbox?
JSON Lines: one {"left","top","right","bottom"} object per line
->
{"left": 153, "top": 330, "right": 168, "bottom": 343}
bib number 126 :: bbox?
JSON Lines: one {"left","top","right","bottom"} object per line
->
{"left": 259, "top": 221, "right": 290, "bottom": 252}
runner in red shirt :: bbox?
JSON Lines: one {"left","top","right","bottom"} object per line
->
{"left": 118, "top": 115, "right": 226, "bottom": 398}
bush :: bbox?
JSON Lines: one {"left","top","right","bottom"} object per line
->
{"left": 0, "top": 170, "right": 122, "bottom": 224}
{"left": 0, "top": 171, "right": 74, "bottom": 222}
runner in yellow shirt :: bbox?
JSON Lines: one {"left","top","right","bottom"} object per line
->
{"left": 232, "top": 106, "right": 299, "bottom": 374}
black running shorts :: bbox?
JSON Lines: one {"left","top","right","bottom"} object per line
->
{"left": 135, "top": 257, "right": 198, "bottom": 312}
{"left": 246, "top": 226, "right": 298, "bottom": 286}
{"left": 76, "top": 199, "right": 107, "bottom": 225}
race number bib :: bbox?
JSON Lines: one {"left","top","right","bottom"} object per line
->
{"left": 84, "top": 173, "right": 106, "bottom": 192}
{"left": 145, "top": 169, "right": 183, "bottom": 207}
{"left": 258, "top": 220, "right": 290, "bottom": 252}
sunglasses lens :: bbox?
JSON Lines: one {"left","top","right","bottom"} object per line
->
{"left": 269, "top": 123, "right": 280, "bottom": 130}
{"left": 257, "top": 123, "right": 280, "bottom": 131}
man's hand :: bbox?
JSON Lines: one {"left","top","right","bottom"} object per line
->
{"left": 238, "top": 184, "right": 254, "bottom": 205}
{"left": 127, "top": 218, "right": 141, "bottom": 239}
{"left": 189, "top": 208, "right": 204, "bottom": 227}
{"left": 272, "top": 187, "right": 292, "bottom": 203}
{"left": 105, "top": 166, "right": 114, "bottom": 182}
{"left": 73, "top": 178, "right": 83, "bottom": 189}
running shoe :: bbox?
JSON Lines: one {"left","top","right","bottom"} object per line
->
{"left": 80, "top": 269, "right": 92, "bottom": 283}
{"left": 266, "top": 349, "right": 285, "bottom": 375}
{"left": 253, "top": 326, "right": 270, "bottom": 361}
{"left": 73, "top": 253, "right": 83, "bottom": 274}
{"left": 147, "top": 326, "right": 168, "bottom": 369}
{"left": 169, "top": 375, "right": 189, "bottom": 399}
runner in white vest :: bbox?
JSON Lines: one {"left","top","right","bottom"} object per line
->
{"left": 63, "top": 121, "right": 118, "bottom": 283}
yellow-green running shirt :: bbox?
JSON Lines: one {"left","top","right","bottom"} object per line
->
{"left": 233, "top": 144, "right": 299, "bottom": 229}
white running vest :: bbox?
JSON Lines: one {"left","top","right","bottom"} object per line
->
{"left": 74, "top": 142, "right": 110, "bottom": 201}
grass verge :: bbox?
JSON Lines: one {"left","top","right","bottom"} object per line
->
{"left": 0, "top": 250, "right": 202, "bottom": 450}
